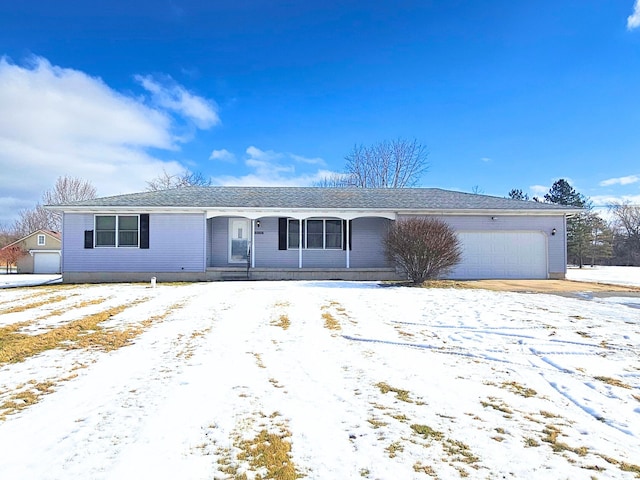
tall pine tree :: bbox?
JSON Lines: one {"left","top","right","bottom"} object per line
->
{"left": 543, "top": 179, "right": 611, "bottom": 267}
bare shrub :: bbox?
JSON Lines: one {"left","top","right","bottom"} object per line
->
{"left": 385, "top": 217, "right": 462, "bottom": 284}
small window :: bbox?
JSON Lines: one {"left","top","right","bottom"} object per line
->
{"left": 95, "top": 215, "right": 139, "bottom": 247}
{"left": 37, "top": 234, "right": 45, "bottom": 246}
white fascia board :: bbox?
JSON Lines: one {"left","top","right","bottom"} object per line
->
{"left": 399, "top": 209, "right": 579, "bottom": 216}
{"left": 48, "top": 206, "right": 205, "bottom": 214}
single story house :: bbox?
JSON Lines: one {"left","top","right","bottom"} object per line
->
{"left": 1, "top": 229, "right": 62, "bottom": 274}
{"left": 47, "top": 186, "right": 579, "bottom": 283}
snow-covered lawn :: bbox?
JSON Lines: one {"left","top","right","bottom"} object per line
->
{"left": 567, "top": 266, "right": 640, "bottom": 287}
{"left": 0, "top": 279, "right": 639, "bottom": 479}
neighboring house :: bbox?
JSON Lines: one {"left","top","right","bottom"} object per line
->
{"left": 47, "top": 186, "right": 579, "bottom": 283}
{"left": 1, "top": 230, "right": 62, "bottom": 274}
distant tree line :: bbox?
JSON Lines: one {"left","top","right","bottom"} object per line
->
{"left": 508, "top": 179, "right": 640, "bottom": 267}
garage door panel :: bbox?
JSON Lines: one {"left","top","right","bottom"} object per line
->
{"left": 450, "top": 232, "right": 547, "bottom": 280}
{"left": 34, "top": 252, "right": 61, "bottom": 274}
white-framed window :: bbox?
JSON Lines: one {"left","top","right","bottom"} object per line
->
{"left": 95, "top": 215, "right": 139, "bottom": 247}
{"left": 37, "top": 234, "right": 45, "bottom": 246}
{"left": 287, "top": 218, "right": 342, "bottom": 250}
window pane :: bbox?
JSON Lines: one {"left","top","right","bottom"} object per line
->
{"left": 95, "top": 216, "right": 116, "bottom": 246}
{"left": 325, "top": 220, "right": 342, "bottom": 249}
{"left": 96, "top": 231, "right": 116, "bottom": 247}
{"left": 288, "top": 220, "right": 300, "bottom": 248}
{"left": 96, "top": 216, "right": 116, "bottom": 229}
{"left": 118, "top": 216, "right": 139, "bottom": 246}
{"left": 306, "top": 220, "right": 323, "bottom": 248}
{"left": 307, "top": 220, "right": 323, "bottom": 234}
{"left": 119, "top": 216, "right": 138, "bottom": 230}
{"left": 326, "top": 220, "right": 342, "bottom": 233}
{"left": 119, "top": 231, "right": 138, "bottom": 246}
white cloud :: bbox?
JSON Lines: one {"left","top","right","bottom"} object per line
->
{"left": 134, "top": 74, "right": 220, "bottom": 129}
{"left": 529, "top": 185, "right": 549, "bottom": 194}
{"left": 245, "top": 146, "right": 284, "bottom": 163}
{"left": 209, "top": 149, "right": 235, "bottom": 162}
{"left": 290, "top": 153, "right": 326, "bottom": 166}
{"left": 0, "top": 56, "right": 216, "bottom": 225}
{"left": 211, "top": 146, "right": 333, "bottom": 186}
{"left": 599, "top": 174, "right": 639, "bottom": 186}
{"left": 628, "top": 0, "right": 640, "bottom": 30}
{"left": 480, "top": 157, "right": 491, "bottom": 163}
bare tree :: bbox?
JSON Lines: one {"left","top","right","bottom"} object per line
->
{"left": 609, "top": 201, "right": 640, "bottom": 265}
{"left": 43, "top": 176, "right": 97, "bottom": 205}
{"left": 13, "top": 176, "right": 97, "bottom": 236}
{"left": 146, "top": 168, "right": 212, "bottom": 191}
{"left": 385, "top": 217, "right": 462, "bottom": 284}
{"left": 0, "top": 224, "right": 17, "bottom": 248}
{"left": 342, "top": 138, "right": 429, "bottom": 188}
{"left": 0, "top": 244, "right": 26, "bottom": 273}
{"left": 313, "top": 173, "right": 351, "bottom": 188}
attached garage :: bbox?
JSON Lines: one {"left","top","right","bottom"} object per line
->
{"left": 33, "top": 252, "right": 61, "bottom": 274}
{"left": 450, "top": 231, "right": 548, "bottom": 280}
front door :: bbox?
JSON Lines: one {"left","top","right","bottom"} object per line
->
{"left": 229, "top": 218, "right": 250, "bottom": 263}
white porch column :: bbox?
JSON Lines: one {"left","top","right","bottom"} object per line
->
{"left": 298, "top": 219, "right": 303, "bottom": 269}
{"left": 251, "top": 219, "right": 256, "bottom": 268}
{"left": 346, "top": 219, "right": 350, "bottom": 268}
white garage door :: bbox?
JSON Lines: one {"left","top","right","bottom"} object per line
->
{"left": 450, "top": 232, "right": 547, "bottom": 279}
{"left": 33, "top": 252, "right": 61, "bottom": 274}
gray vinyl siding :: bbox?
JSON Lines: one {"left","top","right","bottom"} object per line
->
{"left": 397, "top": 214, "right": 566, "bottom": 275}
{"left": 62, "top": 213, "right": 205, "bottom": 273}
{"left": 349, "top": 217, "right": 393, "bottom": 268}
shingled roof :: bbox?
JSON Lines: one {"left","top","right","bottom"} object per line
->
{"left": 49, "top": 186, "right": 578, "bottom": 213}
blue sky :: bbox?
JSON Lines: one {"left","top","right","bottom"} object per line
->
{"left": 1, "top": 1, "right": 640, "bottom": 225}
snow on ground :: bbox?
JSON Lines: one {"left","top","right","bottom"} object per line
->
{"left": 0, "top": 274, "right": 639, "bottom": 479}
{"left": 567, "top": 265, "right": 640, "bottom": 287}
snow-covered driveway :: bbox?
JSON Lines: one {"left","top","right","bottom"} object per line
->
{"left": 0, "top": 280, "right": 639, "bottom": 479}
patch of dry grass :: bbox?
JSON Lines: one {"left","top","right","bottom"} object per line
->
{"left": 0, "top": 375, "right": 80, "bottom": 420}
{"left": 0, "top": 294, "right": 70, "bottom": 315}
{"left": 0, "top": 299, "right": 183, "bottom": 365}
{"left": 376, "top": 382, "right": 413, "bottom": 403}
{"left": 501, "top": 381, "right": 537, "bottom": 398}
{"left": 272, "top": 314, "right": 291, "bottom": 330}
{"left": 480, "top": 397, "right": 513, "bottom": 415}
{"left": 599, "top": 455, "right": 640, "bottom": 476}
{"left": 320, "top": 301, "right": 349, "bottom": 331}
{"left": 541, "top": 424, "right": 588, "bottom": 456}
{"left": 211, "top": 414, "right": 303, "bottom": 479}
{"left": 594, "top": 376, "right": 632, "bottom": 389}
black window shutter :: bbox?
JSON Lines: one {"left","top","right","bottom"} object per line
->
{"left": 342, "top": 220, "right": 352, "bottom": 250}
{"left": 84, "top": 230, "right": 93, "bottom": 249}
{"left": 140, "top": 214, "right": 149, "bottom": 249}
{"left": 278, "top": 218, "right": 288, "bottom": 250}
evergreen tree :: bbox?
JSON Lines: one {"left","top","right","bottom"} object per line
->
{"left": 544, "top": 179, "right": 586, "bottom": 207}
{"left": 508, "top": 189, "right": 529, "bottom": 201}
{"left": 542, "top": 179, "right": 611, "bottom": 268}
